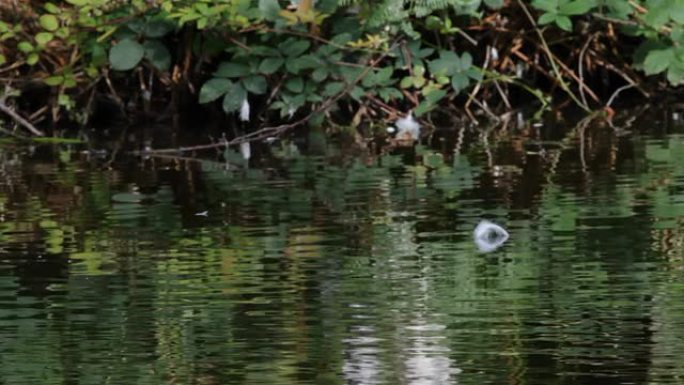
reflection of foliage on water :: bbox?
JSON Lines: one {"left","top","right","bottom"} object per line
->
{"left": 3, "top": 118, "right": 684, "bottom": 383}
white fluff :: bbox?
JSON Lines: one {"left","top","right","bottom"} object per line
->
{"left": 240, "top": 98, "right": 250, "bottom": 122}
{"left": 240, "top": 141, "right": 251, "bottom": 160}
{"left": 473, "top": 220, "right": 509, "bottom": 253}
{"left": 396, "top": 111, "right": 420, "bottom": 140}
{"left": 490, "top": 46, "right": 499, "bottom": 61}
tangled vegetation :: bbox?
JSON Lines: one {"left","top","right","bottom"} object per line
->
{"left": 0, "top": 0, "right": 683, "bottom": 140}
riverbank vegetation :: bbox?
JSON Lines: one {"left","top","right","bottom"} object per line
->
{"left": 0, "top": 0, "right": 683, "bottom": 142}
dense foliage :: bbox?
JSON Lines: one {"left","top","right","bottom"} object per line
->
{"left": 0, "top": 0, "right": 683, "bottom": 134}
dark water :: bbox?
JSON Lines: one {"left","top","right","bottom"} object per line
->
{"left": 2, "top": 112, "right": 684, "bottom": 384}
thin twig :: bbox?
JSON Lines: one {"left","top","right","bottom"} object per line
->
{"left": 493, "top": 80, "right": 511, "bottom": 110}
{"left": 0, "top": 96, "right": 45, "bottom": 136}
{"left": 578, "top": 33, "right": 597, "bottom": 108}
{"left": 517, "top": 0, "right": 591, "bottom": 112}
{"left": 0, "top": 123, "right": 28, "bottom": 139}
{"left": 606, "top": 84, "right": 635, "bottom": 108}
{"left": 465, "top": 45, "right": 492, "bottom": 114}
{"left": 589, "top": 54, "right": 649, "bottom": 98}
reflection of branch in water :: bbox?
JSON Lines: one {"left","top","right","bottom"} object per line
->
{"left": 543, "top": 112, "right": 602, "bottom": 187}
{"left": 137, "top": 153, "right": 243, "bottom": 171}
{"left": 454, "top": 125, "right": 465, "bottom": 158}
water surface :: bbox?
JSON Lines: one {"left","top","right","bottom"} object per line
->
{"left": 2, "top": 113, "right": 684, "bottom": 384}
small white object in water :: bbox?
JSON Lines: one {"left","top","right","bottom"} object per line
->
{"left": 473, "top": 220, "right": 509, "bottom": 253}
{"left": 240, "top": 141, "right": 251, "bottom": 160}
{"left": 240, "top": 98, "right": 250, "bottom": 122}
{"left": 396, "top": 111, "right": 420, "bottom": 140}
{"left": 194, "top": 211, "right": 208, "bottom": 217}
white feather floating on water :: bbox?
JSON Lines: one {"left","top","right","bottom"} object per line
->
{"left": 240, "top": 98, "right": 250, "bottom": 122}
{"left": 473, "top": 220, "right": 509, "bottom": 253}
{"left": 395, "top": 111, "right": 420, "bottom": 140}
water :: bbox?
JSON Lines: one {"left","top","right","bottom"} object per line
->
{"left": 2, "top": 113, "right": 684, "bottom": 384}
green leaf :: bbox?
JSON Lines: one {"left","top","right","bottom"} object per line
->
{"left": 109, "top": 39, "right": 144, "bottom": 71}
{"left": 293, "top": 54, "right": 319, "bottom": 70}
{"left": 280, "top": 39, "right": 310, "bottom": 57}
{"left": 285, "top": 58, "right": 301, "bottom": 74}
{"left": 44, "top": 3, "right": 60, "bottom": 13}
{"left": 323, "top": 82, "right": 345, "bottom": 96}
{"left": 555, "top": 15, "right": 573, "bottom": 31}
{"left": 39, "top": 14, "right": 59, "bottom": 31}
{"left": 451, "top": 73, "right": 470, "bottom": 94}
{"left": 412, "top": 75, "right": 426, "bottom": 88}
{"left": 63, "top": 75, "right": 76, "bottom": 88}
{"left": 350, "top": 86, "right": 365, "bottom": 100}
{"left": 559, "top": 0, "right": 596, "bottom": 16}
{"left": 429, "top": 50, "right": 459, "bottom": 76}
{"left": 362, "top": 71, "right": 378, "bottom": 88}
{"left": 312, "top": 68, "right": 328, "bottom": 81}
{"left": 340, "top": 67, "right": 364, "bottom": 82}
{"left": 222, "top": 84, "right": 247, "bottom": 113}
{"left": 215, "top": 61, "right": 251, "bottom": 78}
{"left": 143, "top": 20, "right": 174, "bottom": 38}
{"left": 143, "top": 40, "right": 171, "bottom": 71}
{"left": 425, "top": 16, "right": 443, "bottom": 30}
{"left": 285, "top": 77, "right": 304, "bottom": 92}
{"left": 400, "top": 76, "right": 414, "bottom": 88}
{"left": 27, "top": 52, "right": 39, "bottom": 65}
{"left": 378, "top": 87, "right": 403, "bottom": 102}
{"left": 425, "top": 88, "right": 447, "bottom": 104}
{"left": 35, "top": 32, "right": 53, "bottom": 46}
{"left": 672, "top": 2, "right": 684, "bottom": 24}
{"left": 667, "top": 61, "right": 684, "bottom": 85}
{"left": 466, "top": 67, "right": 483, "bottom": 81}
{"left": 243, "top": 75, "right": 267, "bottom": 94}
{"left": 18, "top": 41, "right": 34, "bottom": 53}
{"left": 44, "top": 76, "right": 63, "bottom": 86}
{"left": 538, "top": 12, "right": 557, "bottom": 25}
{"left": 602, "top": 0, "right": 632, "bottom": 19}
{"left": 484, "top": 0, "right": 504, "bottom": 7}
{"left": 251, "top": 45, "right": 281, "bottom": 57}
{"left": 458, "top": 52, "right": 473, "bottom": 71}
{"left": 644, "top": 4, "right": 669, "bottom": 28}
{"left": 414, "top": 100, "right": 434, "bottom": 116}
{"left": 199, "top": 78, "right": 233, "bottom": 103}
{"left": 64, "top": 0, "right": 87, "bottom": 5}
{"left": 374, "top": 66, "right": 394, "bottom": 85}
{"left": 259, "top": 0, "right": 281, "bottom": 21}
{"left": 0, "top": 54, "right": 5, "bottom": 66}
{"left": 89, "top": 43, "right": 107, "bottom": 66}
{"left": 258, "top": 57, "right": 284, "bottom": 74}
{"left": 331, "top": 33, "right": 353, "bottom": 45}
{"left": 644, "top": 47, "right": 674, "bottom": 75}
{"left": 531, "top": 0, "right": 558, "bottom": 13}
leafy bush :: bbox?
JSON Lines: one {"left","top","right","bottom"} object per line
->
{"left": 1, "top": 0, "right": 683, "bottom": 132}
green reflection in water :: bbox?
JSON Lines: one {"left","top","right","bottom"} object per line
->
{"left": 2, "top": 117, "right": 684, "bottom": 385}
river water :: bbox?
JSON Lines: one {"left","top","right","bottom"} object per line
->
{"left": 2, "top": 111, "right": 684, "bottom": 384}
